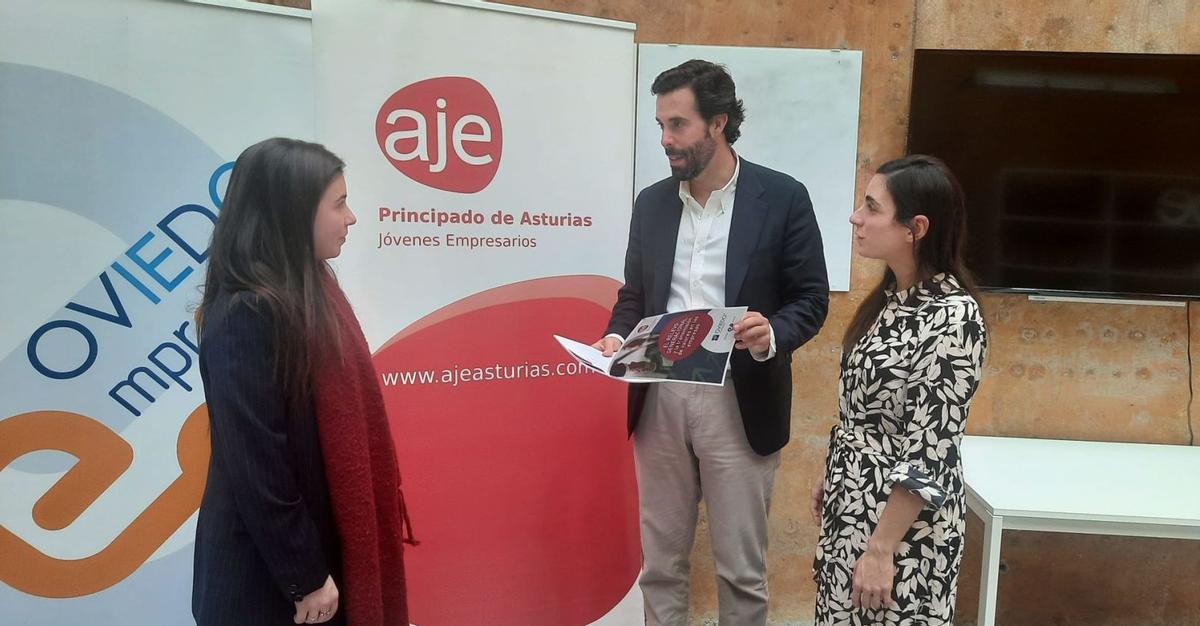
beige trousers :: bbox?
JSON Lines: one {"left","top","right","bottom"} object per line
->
{"left": 633, "top": 381, "right": 781, "bottom": 626}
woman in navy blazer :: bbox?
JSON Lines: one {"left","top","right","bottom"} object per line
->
{"left": 193, "top": 138, "right": 413, "bottom": 626}
{"left": 193, "top": 138, "right": 351, "bottom": 625}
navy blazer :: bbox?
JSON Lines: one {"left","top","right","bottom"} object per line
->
{"left": 605, "top": 158, "right": 830, "bottom": 455}
{"left": 192, "top": 292, "right": 344, "bottom": 626}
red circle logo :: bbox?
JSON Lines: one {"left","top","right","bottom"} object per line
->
{"left": 375, "top": 77, "right": 502, "bottom": 194}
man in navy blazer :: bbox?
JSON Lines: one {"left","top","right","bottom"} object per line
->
{"left": 593, "top": 60, "right": 828, "bottom": 625}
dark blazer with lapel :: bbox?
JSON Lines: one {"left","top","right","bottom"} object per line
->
{"left": 604, "top": 158, "right": 830, "bottom": 456}
{"left": 192, "top": 291, "right": 344, "bottom": 626}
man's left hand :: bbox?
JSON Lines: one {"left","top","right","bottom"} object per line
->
{"left": 732, "top": 311, "right": 771, "bottom": 356}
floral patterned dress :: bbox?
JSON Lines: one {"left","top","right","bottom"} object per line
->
{"left": 814, "top": 273, "right": 988, "bottom": 625}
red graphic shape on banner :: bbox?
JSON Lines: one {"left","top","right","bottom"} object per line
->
{"left": 376, "top": 76, "right": 503, "bottom": 194}
{"left": 373, "top": 277, "right": 639, "bottom": 625}
{"left": 657, "top": 312, "right": 713, "bottom": 360}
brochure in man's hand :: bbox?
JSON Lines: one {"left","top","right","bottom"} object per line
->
{"left": 554, "top": 306, "right": 748, "bottom": 386}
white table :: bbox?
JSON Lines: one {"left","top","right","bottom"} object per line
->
{"left": 961, "top": 435, "right": 1200, "bottom": 626}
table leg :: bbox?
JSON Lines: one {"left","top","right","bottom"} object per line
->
{"left": 977, "top": 512, "right": 1003, "bottom": 626}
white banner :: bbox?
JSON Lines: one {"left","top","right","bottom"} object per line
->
{"left": 0, "top": 0, "right": 313, "bottom": 623}
{"left": 312, "top": 0, "right": 642, "bottom": 624}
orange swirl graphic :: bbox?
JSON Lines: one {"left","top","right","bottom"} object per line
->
{"left": 0, "top": 405, "right": 210, "bottom": 597}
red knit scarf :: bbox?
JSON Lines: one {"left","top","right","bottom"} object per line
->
{"left": 314, "top": 276, "right": 416, "bottom": 625}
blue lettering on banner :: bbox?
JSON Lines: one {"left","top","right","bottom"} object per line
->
{"left": 25, "top": 162, "right": 232, "bottom": 417}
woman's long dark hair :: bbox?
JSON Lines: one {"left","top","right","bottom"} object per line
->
{"left": 198, "top": 137, "right": 345, "bottom": 407}
{"left": 842, "top": 155, "right": 983, "bottom": 352}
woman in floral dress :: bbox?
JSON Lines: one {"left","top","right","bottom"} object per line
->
{"left": 812, "top": 155, "right": 988, "bottom": 625}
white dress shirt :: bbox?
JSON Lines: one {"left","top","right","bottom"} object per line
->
{"left": 669, "top": 156, "right": 775, "bottom": 362}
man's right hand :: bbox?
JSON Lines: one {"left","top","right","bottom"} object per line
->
{"left": 591, "top": 336, "right": 622, "bottom": 357}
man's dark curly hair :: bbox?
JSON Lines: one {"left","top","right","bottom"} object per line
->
{"left": 651, "top": 59, "right": 746, "bottom": 145}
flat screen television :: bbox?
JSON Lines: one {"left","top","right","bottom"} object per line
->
{"left": 907, "top": 49, "right": 1200, "bottom": 299}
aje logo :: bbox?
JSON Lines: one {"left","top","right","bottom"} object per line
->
{"left": 376, "top": 77, "right": 502, "bottom": 194}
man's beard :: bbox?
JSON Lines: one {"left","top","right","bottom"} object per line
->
{"left": 666, "top": 130, "right": 718, "bottom": 181}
